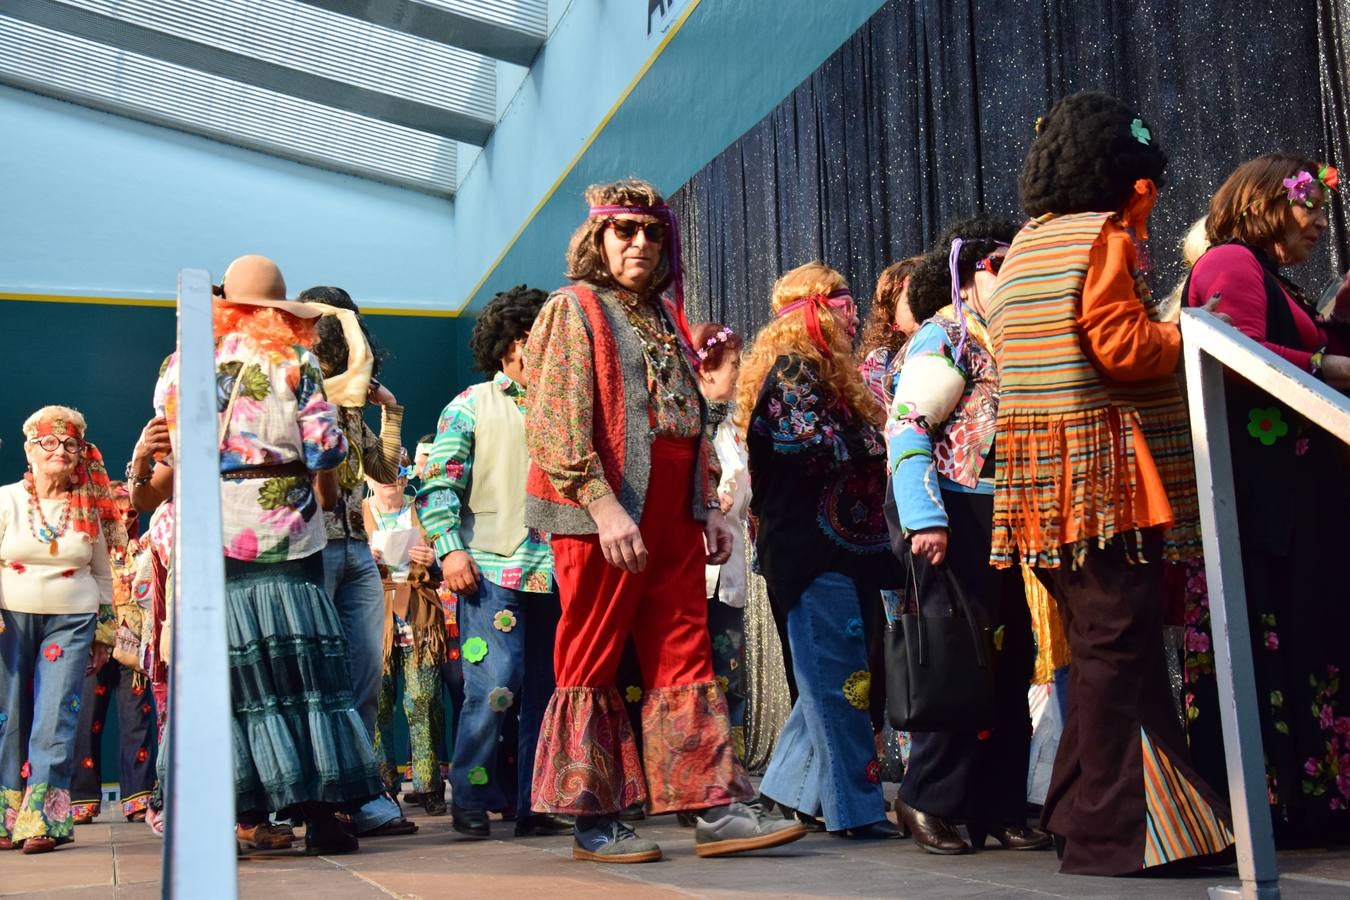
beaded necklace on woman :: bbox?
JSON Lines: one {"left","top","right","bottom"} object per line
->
{"left": 24, "top": 473, "right": 72, "bottom": 556}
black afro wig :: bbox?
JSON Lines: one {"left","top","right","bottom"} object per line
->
{"left": 1019, "top": 91, "right": 1167, "bottom": 217}
{"left": 470, "top": 284, "right": 549, "bottom": 375}
{"left": 906, "top": 215, "right": 1019, "bottom": 324}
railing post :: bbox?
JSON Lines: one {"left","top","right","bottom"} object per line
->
{"left": 162, "top": 269, "right": 237, "bottom": 898}
{"left": 1182, "top": 314, "right": 1280, "bottom": 900}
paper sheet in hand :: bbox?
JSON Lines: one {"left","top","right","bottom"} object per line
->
{"left": 371, "top": 527, "right": 419, "bottom": 569}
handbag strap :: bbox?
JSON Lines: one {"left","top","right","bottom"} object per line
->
{"left": 938, "top": 563, "right": 990, "bottom": 668}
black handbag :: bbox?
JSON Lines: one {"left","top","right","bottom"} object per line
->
{"left": 883, "top": 481, "right": 995, "bottom": 733}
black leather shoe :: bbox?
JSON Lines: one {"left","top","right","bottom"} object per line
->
{"left": 832, "top": 819, "right": 902, "bottom": 840}
{"left": 451, "top": 805, "right": 490, "bottom": 839}
{"left": 968, "top": 822, "right": 1053, "bottom": 851}
{"left": 513, "top": 812, "right": 575, "bottom": 837}
{"left": 894, "top": 798, "right": 971, "bottom": 855}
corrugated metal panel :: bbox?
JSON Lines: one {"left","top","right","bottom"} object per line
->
{"left": 55, "top": 0, "right": 496, "bottom": 120}
{"left": 420, "top": 0, "right": 547, "bottom": 34}
{"left": 0, "top": 14, "right": 458, "bottom": 195}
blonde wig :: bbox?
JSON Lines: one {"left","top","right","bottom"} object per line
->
{"left": 734, "top": 262, "right": 882, "bottom": 437}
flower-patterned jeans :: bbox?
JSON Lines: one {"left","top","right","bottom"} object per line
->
{"left": 759, "top": 572, "right": 886, "bottom": 832}
{"left": 451, "top": 579, "right": 558, "bottom": 813}
{"left": 0, "top": 609, "right": 96, "bottom": 845}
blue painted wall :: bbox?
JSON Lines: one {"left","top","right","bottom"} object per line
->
{"left": 448, "top": 0, "right": 889, "bottom": 311}
{"left": 0, "top": 86, "right": 456, "bottom": 310}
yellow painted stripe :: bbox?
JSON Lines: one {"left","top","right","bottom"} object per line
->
{"left": 1, "top": 291, "right": 174, "bottom": 309}
{"left": 455, "top": 0, "right": 705, "bottom": 312}
{"left": 1, "top": 292, "right": 461, "bottom": 318}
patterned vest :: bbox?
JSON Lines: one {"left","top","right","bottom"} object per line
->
{"left": 986, "top": 212, "right": 1199, "bottom": 568}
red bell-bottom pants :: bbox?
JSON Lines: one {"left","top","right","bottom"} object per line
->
{"left": 531, "top": 437, "right": 753, "bottom": 815}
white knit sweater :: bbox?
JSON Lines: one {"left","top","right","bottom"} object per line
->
{"left": 0, "top": 481, "right": 112, "bottom": 615}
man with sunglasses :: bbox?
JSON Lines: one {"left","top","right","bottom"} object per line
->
{"left": 417, "top": 284, "right": 571, "bottom": 840}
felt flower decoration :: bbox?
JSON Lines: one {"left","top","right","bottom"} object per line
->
{"left": 44, "top": 644, "right": 63, "bottom": 662}
{"left": 845, "top": 617, "right": 864, "bottom": 639}
{"left": 1130, "top": 118, "right": 1151, "bottom": 145}
{"left": 82, "top": 757, "right": 95, "bottom": 769}
{"left": 1247, "top": 407, "right": 1289, "bottom": 446}
{"left": 95, "top": 685, "right": 109, "bottom": 697}
{"left": 842, "top": 671, "right": 871, "bottom": 710}
{"left": 625, "top": 685, "right": 643, "bottom": 703}
{"left": 141, "top": 703, "right": 152, "bottom": 717}
{"left": 448, "top": 646, "right": 461, "bottom": 661}
{"left": 865, "top": 758, "right": 881, "bottom": 785}
{"left": 492, "top": 610, "right": 517, "bottom": 633}
{"left": 462, "top": 637, "right": 489, "bottom": 664}
{"left": 468, "top": 766, "right": 489, "bottom": 786}
{"left": 10, "top": 562, "right": 26, "bottom": 574}
{"left": 487, "top": 687, "right": 514, "bottom": 711}
{"left": 136, "top": 748, "right": 149, "bottom": 763}
{"left": 69, "top": 695, "right": 81, "bottom": 714}
{"left": 21, "top": 761, "right": 31, "bottom": 778}
{"left": 1321, "top": 165, "right": 1340, "bottom": 192}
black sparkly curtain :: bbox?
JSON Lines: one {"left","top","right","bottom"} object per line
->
{"left": 671, "top": 0, "right": 1350, "bottom": 333}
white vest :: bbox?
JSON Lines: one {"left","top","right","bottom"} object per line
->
{"left": 463, "top": 381, "right": 530, "bottom": 557}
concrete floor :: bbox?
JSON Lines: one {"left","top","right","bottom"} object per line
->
{"left": 7, "top": 798, "right": 1350, "bottom": 899}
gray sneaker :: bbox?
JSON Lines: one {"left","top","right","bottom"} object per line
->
{"left": 572, "top": 817, "right": 662, "bottom": 864}
{"left": 694, "top": 802, "right": 808, "bottom": 858}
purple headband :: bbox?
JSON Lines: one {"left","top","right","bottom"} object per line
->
{"left": 589, "top": 203, "right": 694, "bottom": 360}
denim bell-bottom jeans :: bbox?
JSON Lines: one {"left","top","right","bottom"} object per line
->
{"left": 450, "top": 579, "right": 559, "bottom": 814}
{"left": 0, "top": 609, "right": 97, "bottom": 844}
{"left": 759, "top": 571, "right": 886, "bottom": 831}
{"left": 322, "top": 538, "right": 401, "bottom": 830}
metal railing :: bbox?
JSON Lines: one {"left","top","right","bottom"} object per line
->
{"left": 1181, "top": 308, "right": 1350, "bottom": 900}
{"left": 162, "top": 269, "right": 236, "bottom": 898}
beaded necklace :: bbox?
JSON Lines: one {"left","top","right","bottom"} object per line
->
{"left": 619, "top": 295, "right": 690, "bottom": 411}
{"left": 24, "top": 476, "right": 71, "bottom": 556}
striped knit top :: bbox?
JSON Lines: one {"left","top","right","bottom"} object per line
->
{"left": 985, "top": 212, "right": 1200, "bottom": 568}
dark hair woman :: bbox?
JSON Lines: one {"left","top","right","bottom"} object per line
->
{"left": 985, "top": 92, "right": 1233, "bottom": 876}
{"left": 1182, "top": 153, "right": 1350, "bottom": 844}
{"left": 523, "top": 179, "right": 803, "bottom": 863}
{"left": 885, "top": 216, "right": 1047, "bottom": 856}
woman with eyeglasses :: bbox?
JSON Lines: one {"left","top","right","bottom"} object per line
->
{"left": 1181, "top": 154, "right": 1350, "bottom": 844}
{"left": 737, "top": 262, "right": 901, "bottom": 839}
{"left": 885, "top": 218, "right": 1046, "bottom": 855}
{"left": 1, "top": 406, "right": 126, "bottom": 853}
{"left": 524, "top": 178, "right": 804, "bottom": 863}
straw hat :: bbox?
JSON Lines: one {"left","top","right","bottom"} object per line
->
{"left": 217, "top": 255, "right": 322, "bottom": 318}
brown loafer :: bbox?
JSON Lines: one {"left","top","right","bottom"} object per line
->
{"left": 21, "top": 836, "right": 58, "bottom": 854}
{"left": 970, "top": 823, "right": 1054, "bottom": 851}
{"left": 894, "top": 798, "right": 971, "bottom": 855}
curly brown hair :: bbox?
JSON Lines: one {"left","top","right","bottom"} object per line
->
{"left": 690, "top": 321, "right": 744, "bottom": 372}
{"left": 565, "top": 178, "right": 672, "bottom": 294}
{"left": 858, "top": 256, "right": 923, "bottom": 359}
{"left": 1207, "top": 153, "right": 1327, "bottom": 257}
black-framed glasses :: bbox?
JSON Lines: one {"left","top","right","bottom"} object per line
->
{"left": 30, "top": 435, "right": 83, "bottom": 454}
{"left": 974, "top": 254, "right": 1005, "bottom": 275}
{"left": 606, "top": 218, "right": 667, "bottom": 243}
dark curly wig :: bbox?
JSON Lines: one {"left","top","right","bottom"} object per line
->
{"left": 1019, "top": 91, "right": 1168, "bottom": 217}
{"left": 906, "top": 216, "right": 1020, "bottom": 324}
{"left": 470, "top": 284, "right": 549, "bottom": 374}
{"left": 297, "top": 285, "right": 385, "bottom": 379}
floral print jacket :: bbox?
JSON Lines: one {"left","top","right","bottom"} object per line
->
{"left": 154, "top": 333, "right": 347, "bottom": 563}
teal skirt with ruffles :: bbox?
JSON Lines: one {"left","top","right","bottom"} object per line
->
{"left": 226, "top": 553, "right": 381, "bottom": 813}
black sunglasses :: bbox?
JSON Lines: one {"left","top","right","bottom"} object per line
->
{"left": 606, "top": 218, "right": 667, "bottom": 243}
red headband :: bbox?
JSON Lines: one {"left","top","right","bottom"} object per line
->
{"left": 25, "top": 417, "right": 85, "bottom": 441}
{"left": 776, "top": 289, "right": 854, "bottom": 356}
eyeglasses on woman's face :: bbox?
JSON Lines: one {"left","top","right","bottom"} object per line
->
{"left": 29, "top": 435, "right": 83, "bottom": 454}
{"left": 606, "top": 218, "right": 667, "bottom": 244}
{"left": 974, "top": 253, "right": 1006, "bottom": 276}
